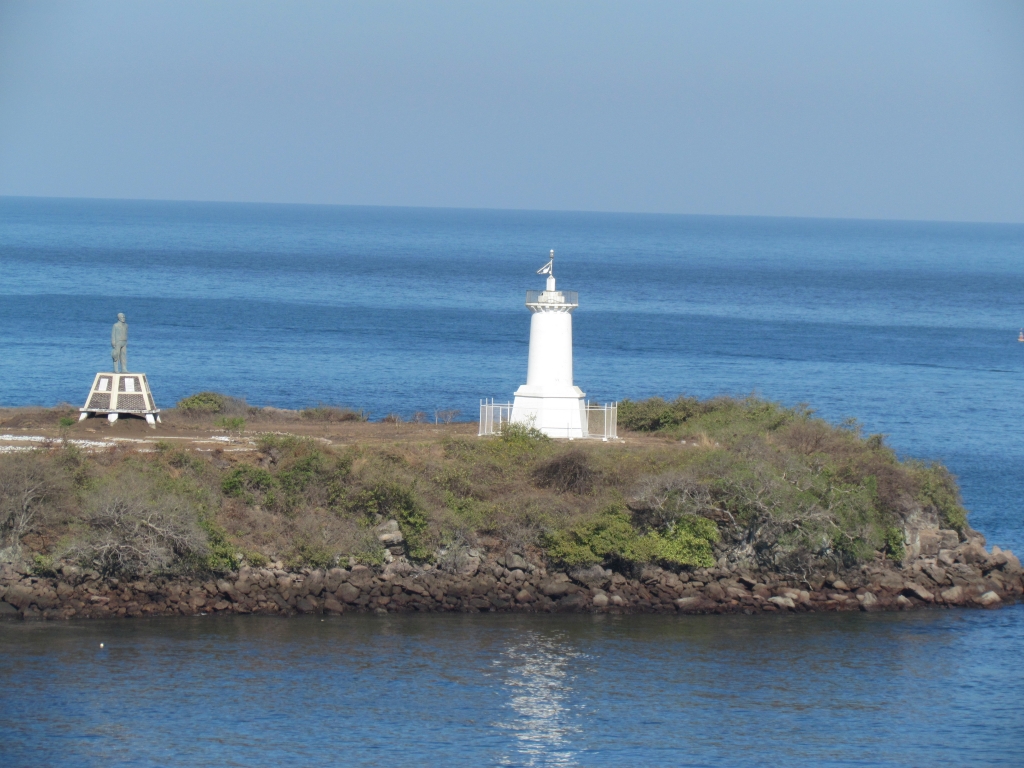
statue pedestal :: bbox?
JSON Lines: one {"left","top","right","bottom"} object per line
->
{"left": 79, "top": 373, "right": 161, "bottom": 428}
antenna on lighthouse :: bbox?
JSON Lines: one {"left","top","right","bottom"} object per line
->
{"left": 537, "top": 250, "right": 555, "bottom": 291}
{"left": 537, "top": 250, "right": 554, "bottom": 276}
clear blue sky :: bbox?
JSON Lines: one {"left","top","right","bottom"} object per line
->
{"left": 1, "top": 1, "right": 1022, "bottom": 222}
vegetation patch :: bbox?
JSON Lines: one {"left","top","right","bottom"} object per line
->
{"left": 300, "top": 405, "right": 367, "bottom": 423}
{"left": 543, "top": 506, "right": 719, "bottom": 569}
{"left": 176, "top": 391, "right": 227, "bottom": 415}
{"left": 0, "top": 394, "right": 976, "bottom": 580}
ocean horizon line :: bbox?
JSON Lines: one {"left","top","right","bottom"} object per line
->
{"left": 3, "top": 193, "right": 1023, "bottom": 229}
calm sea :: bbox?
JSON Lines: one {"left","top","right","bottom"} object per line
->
{"left": 1, "top": 197, "right": 1023, "bottom": 765}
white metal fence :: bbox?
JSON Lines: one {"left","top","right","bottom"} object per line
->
{"left": 478, "top": 400, "right": 514, "bottom": 437}
{"left": 478, "top": 400, "right": 617, "bottom": 440}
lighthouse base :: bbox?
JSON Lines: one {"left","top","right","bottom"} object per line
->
{"left": 511, "top": 385, "right": 586, "bottom": 439}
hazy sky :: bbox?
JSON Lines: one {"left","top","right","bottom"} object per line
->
{"left": 1, "top": 1, "right": 1022, "bottom": 221}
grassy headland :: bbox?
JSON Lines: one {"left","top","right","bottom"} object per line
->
{"left": 0, "top": 394, "right": 973, "bottom": 579}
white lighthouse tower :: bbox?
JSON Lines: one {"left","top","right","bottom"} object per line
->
{"left": 509, "top": 251, "right": 587, "bottom": 438}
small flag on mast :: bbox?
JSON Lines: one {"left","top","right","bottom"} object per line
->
{"left": 537, "top": 249, "right": 554, "bottom": 275}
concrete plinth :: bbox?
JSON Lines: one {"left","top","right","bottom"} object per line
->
{"left": 80, "top": 372, "right": 161, "bottom": 428}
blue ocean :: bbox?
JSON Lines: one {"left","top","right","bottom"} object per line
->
{"left": 1, "top": 197, "right": 1023, "bottom": 765}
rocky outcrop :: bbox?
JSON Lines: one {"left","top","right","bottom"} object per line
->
{"left": 1, "top": 534, "right": 1021, "bottom": 620}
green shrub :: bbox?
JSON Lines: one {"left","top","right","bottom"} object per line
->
{"left": 177, "top": 392, "right": 226, "bottom": 414}
{"left": 31, "top": 553, "right": 57, "bottom": 576}
{"left": 883, "top": 526, "right": 906, "bottom": 562}
{"left": 242, "top": 550, "right": 269, "bottom": 567}
{"left": 544, "top": 509, "right": 633, "bottom": 566}
{"left": 215, "top": 416, "right": 245, "bottom": 432}
{"left": 349, "top": 482, "right": 431, "bottom": 561}
{"left": 198, "top": 516, "right": 239, "bottom": 573}
{"left": 618, "top": 396, "right": 699, "bottom": 432}
{"left": 543, "top": 507, "right": 720, "bottom": 569}
{"left": 221, "top": 464, "right": 277, "bottom": 504}
{"left": 498, "top": 420, "right": 548, "bottom": 449}
{"left": 291, "top": 540, "right": 336, "bottom": 569}
{"left": 914, "top": 463, "right": 968, "bottom": 532}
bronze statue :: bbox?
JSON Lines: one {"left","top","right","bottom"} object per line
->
{"left": 111, "top": 313, "right": 128, "bottom": 372}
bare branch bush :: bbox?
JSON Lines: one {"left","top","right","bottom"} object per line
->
{"left": 0, "top": 451, "right": 70, "bottom": 560}
{"left": 533, "top": 449, "right": 596, "bottom": 495}
{"left": 435, "top": 409, "right": 461, "bottom": 424}
{"left": 62, "top": 477, "right": 209, "bottom": 578}
{"left": 435, "top": 531, "right": 476, "bottom": 574}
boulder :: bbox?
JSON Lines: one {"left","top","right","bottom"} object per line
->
{"left": 896, "top": 595, "right": 913, "bottom": 608}
{"left": 918, "top": 529, "right": 945, "bottom": 558}
{"left": 515, "top": 589, "right": 535, "bottom": 603}
{"left": 976, "top": 591, "right": 1002, "bottom": 607}
{"left": 955, "top": 542, "right": 989, "bottom": 566}
{"left": 937, "top": 549, "right": 956, "bottom": 567}
{"left": 831, "top": 580, "right": 849, "bottom": 591}
{"left": 938, "top": 530, "right": 960, "bottom": 549}
{"left": 592, "top": 593, "right": 609, "bottom": 608}
{"left": 325, "top": 568, "right": 348, "bottom": 592}
{"left": 505, "top": 551, "right": 529, "bottom": 571}
{"left": 856, "top": 592, "right": 878, "bottom": 610}
{"left": 990, "top": 547, "right": 1022, "bottom": 575}
{"left": 216, "top": 579, "right": 239, "bottom": 600}
{"left": 940, "top": 586, "right": 964, "bottom": 604}
{"left": 768, "top": 596, "right": 795, "bottom": 609}
{"left": 705, "top": 583, "right": 726, "bottom": 601}
{"left": 555, "top": 593, "right": 588, "bottom": 611}
{"left": 571, "top": 565, "right": 609, "bottom": 588}
{"left": 336, "top": 583, "right": 361, "bottom": 604}
{"left": 306, "top": 571, "right": 326, "bottom": 596}
{"left": 295, "top": 597, "right": 319, "bottom": 613}
{"left": 541, "top": 581, "right": 572, "bottom": 597}
{"left": 0, "top": 601, "right": 19, "bottom": 616}
{"left": 347, "top": 566, "right": 375, "bottom": 588}
{"left": 323, "top": 597, "right": 344, "bottom": 614}
{"left": 903, "top": 583, "right": 934, "bottom": 602}
{"left": 923, "top": 564, "right": 949, "bottom": 586}
{"left": 674, "top": 596, "right": 702, "bottom": 611}
{"left": 3, "top": 585, "right": 33, "bottom": 610}
{"left": 383, "top": 561, "right": 415, "bottom": 580}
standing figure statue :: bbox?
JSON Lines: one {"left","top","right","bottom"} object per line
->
{"left": 111, "top": 313, "right": 128, "bottom": 372}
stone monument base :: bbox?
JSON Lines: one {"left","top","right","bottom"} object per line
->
{"left": 80, "top": 372, "right": 161, "bottom": 427}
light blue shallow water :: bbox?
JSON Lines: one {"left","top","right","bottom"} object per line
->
{"left": 1, "top": 197, "right": 1023, "bottom": 764}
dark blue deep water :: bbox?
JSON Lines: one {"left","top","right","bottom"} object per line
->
{"left": 2, "top": 197, "right": 1023, "bottom": 765}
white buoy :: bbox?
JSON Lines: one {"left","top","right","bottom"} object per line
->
{"left": 99, "top": 643, "right": 104, "bottom": 648}
{"left": 510, "top": 251, "right": 587, "bottom": 438}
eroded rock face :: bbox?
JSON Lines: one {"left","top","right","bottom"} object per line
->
{"left": 2, "top": 534, "right": 1021, "bottom": 620}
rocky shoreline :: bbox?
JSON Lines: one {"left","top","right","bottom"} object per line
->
{"left": 3, "top": 532, "right": 1021, "bottom": 621}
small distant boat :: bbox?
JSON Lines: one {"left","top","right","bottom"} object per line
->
{"left": 1019, "top": 329, "right": 1023, "bottom": 343}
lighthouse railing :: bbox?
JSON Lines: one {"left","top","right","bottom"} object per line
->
{"left": 525, "top": 290, "right": 578, "bottom": 306}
